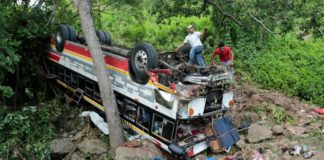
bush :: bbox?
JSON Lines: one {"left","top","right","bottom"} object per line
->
{"left": 0, "top": 99, "right": 63, "bottom": 159}
{"left": 244, "top": 34, "right": 324, "bottom": 106}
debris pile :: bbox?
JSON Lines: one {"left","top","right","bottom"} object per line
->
{"left": 191, "top": 84, "right": 323, "bottom": 160}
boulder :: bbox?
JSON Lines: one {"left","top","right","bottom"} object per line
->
{"left": 115, "top": 141, "right": 164, "bottom": 160}
{"left": 71, "top": 152, "right": 84, "bottom": 160}
{"left": 284, "top": 126, "right": 307, "bottom": 136}
{"left": 272, "top": 125, "right": 284, "bottom": 135}
{"left": 50, "top": 138, "right": 74, "bottom": 154}
{"left": 77, "top": 138, "right": 107, "bottom": 155}
{"left": 233, "top": 112, "right": 259, "bottom": 128}
{"left": 247, "top": 125, "right": 272, "bottom": 143}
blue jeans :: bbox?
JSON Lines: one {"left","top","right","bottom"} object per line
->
{"left": 189, "top": 45, "right": 206, "bottom": 66}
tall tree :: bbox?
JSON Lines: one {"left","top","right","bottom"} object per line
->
{"left": 73, "top": 0, "right": 124, "bottom": 156}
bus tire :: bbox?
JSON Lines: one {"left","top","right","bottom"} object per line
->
{"left": 103, "top": 31, "right": 112, "bottom": 45}
{"left": 67, "top": 25, "right": 77, "bottom": 42}
{"left": 129, "top": 43, "right": 158, "bottom": 84}
{"left": 55, "top": 24, "right": 70, "bottom": 52}
{"left": 96, "top": 30, "right": 112, "bottom": 45}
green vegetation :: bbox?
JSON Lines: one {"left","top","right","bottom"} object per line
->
{"left": 246, "top": 34, "right": 324, "bottom": 105}
{"left": 0, "top": 99, "right": 63, "bottom": 159}
{"left": 269, "top": 105, "right": 292, "bottom": 125}
{"left": 96, "top": 0, "right": 323, "bottom": 106}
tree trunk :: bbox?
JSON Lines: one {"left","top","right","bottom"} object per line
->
{"left": 73, "top": 0, "right": 124, "bottom": 156}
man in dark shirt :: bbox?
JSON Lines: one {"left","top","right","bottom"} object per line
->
{"left": 212, "top": 42, "right": 234, "bottom": 66}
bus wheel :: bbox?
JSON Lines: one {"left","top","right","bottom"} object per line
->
{"left": 55, "top": 25, "right": 69, "bottom": 52}
{"left": 96, "top": 30, "right": 112, "bottom": 45}
{"left": 55, "top": 25, "right": 77, "bottom": 52}
{"left": 66, "top": 25, "right": 77, "bottom": 42}
{"left": 129, "top": 43, "right": 158, "bottom": 84}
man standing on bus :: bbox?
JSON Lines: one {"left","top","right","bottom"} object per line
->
{"left": 212, "top": 41, "right": 234, "bottom": 67}
{"left": 176, "top": 25, "right": 206, "bottom": 66}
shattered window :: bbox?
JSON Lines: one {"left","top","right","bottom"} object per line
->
{"left": 152, "top": 114, "right": 174, "bottom": 141}
{"left": 137, "top": 107, "right": 151, "bottom": 130}
{"left": 154, "top": 89, "right": 175, "bottom": 109}
{"left": 124, "top": 104, "right": 137, "bottom": 123}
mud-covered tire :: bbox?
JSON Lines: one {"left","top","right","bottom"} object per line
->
{"left": 55, "top": 25, "right": 70, "bottom": 52}
{"left": 96, "top": 30, "right": 112, "bottom": 45}
{"left": 129, "top": 43, "right": 158, "bottom": 84}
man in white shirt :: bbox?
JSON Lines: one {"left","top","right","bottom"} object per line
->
{"left": 176, "top": 25, "right": 206, "bottom": 66}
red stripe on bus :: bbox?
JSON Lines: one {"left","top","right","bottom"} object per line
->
{"left": 104, "top": 55, "right": 129, "bottom": 71}
{"left": 64, "top": 42, "right": 91, "bottom": 58}
{"left": 48, "top": 52, "right": 61, "bottom": 62}
{"left": 64, "top": 41, "right": 129, "bottom": 72}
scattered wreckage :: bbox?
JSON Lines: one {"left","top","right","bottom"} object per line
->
{"left": 45, "top": 24, "right": 239, "bottom": 158}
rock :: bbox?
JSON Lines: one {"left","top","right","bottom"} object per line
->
{"left": 272, "top": 125, "right": 284, "bottom": 135}
{"left": 233, "top": 112, "right": 260, "bottom": 128}
{"left": 71, "top": 152, "right": 84, "bottom": 160}
{"left": 77, "top": 138, "right": 107, "bottom": 155}
{"left": 62, "top": 132, "right": 68, "bottom": 138}
{"left": 235, "top": 139, "right": 246, "bottom": 149}
{"left": 115, "top": 141, "right": 164, "bottom": 160}
{"left": 50, "top": 138, "right": 74, "bottom": 154}
{"left": 284, "top": 126, "right": 307, "bottom": 136}
{"left": 98, "top": 153, "right": 107, "bottom": 160}
{"left": 247, "top": 125, "right": 272, "bottom": 143}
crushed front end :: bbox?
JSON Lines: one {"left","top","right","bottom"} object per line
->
{"left": 157, "top": 52, "right": 239, "bottom": 157}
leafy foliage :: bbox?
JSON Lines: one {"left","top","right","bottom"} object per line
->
{"left": 269, "top": 105, "right": 292, "bottom": 125}
{"left": 246, "top": 34, "right": 324, "bottom": 106}
{"left": 0, "top": 2, "right": 53, "bottom": 108}
{"left": 0, "top": 99, "right": 63, "bottom": 159}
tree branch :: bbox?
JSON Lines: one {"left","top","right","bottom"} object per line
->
{"left": 247, "top": 11, "right": 279, "bottom": 34}
{"left": 23, "top": 0, "right": 30, "bottom": 14}
{"left": 46, "top": 0, "right": 61, "bottom": 26}
{"left": 206, "top": 0, "right": 243, "bottom": 26}
{"left": 243, "top": 1, "right": 279, "bottom": 34}
{"left": 36, "top": 0, "right": 44, "bottom": 8}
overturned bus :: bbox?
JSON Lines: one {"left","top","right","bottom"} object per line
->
{"left": 45, "top": 24, "right": 239, "bottom": 158}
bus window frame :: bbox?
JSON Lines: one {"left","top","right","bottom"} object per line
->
{"left": 123, "top": 101, "right": 137, "bottom": 123}
{"left": 151, "top": 114, "right": 175, "bottom": 142}
{"left": 136, "top": 107, "right": 151, "bottom": 131}
{"left": 85, "top": 80, "right": 94, "bottom": 98}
